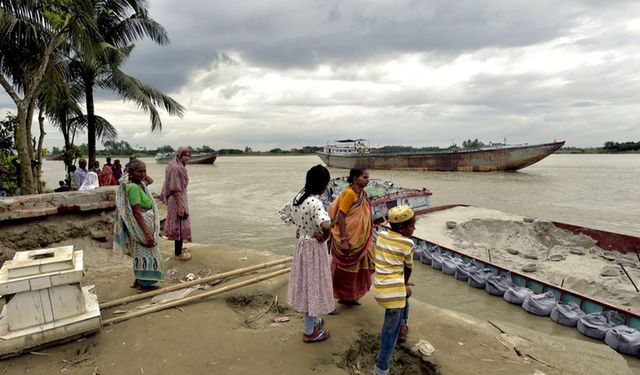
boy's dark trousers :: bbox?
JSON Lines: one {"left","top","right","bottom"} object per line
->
{"left": 375, "top": 298, "right": 410, "bottom": 375}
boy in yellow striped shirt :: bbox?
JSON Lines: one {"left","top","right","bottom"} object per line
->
{"left": 372, "top": 205, "right": 416, "bottom": 375}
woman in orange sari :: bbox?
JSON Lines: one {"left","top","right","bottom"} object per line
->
{"left": 328, "top": 168, "right": 374, "bottom": 305}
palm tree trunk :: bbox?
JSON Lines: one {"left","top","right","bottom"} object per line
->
{"left": 36, "top": 106, "right": 46, "bottom": 193}
{"left": 14, "top": 103, "right": 36, "bottom": 195}
{"left": 85, "top": 79, "right": 96, "bottom": 166}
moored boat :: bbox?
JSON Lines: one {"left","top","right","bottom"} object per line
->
{"left": 45, "top": 153, "right": 65, "bottom": 161}
{"left": 318, "top": 139, "right": 565, "bottom": 172}
{"left": 155, "top": 152, "right": 217, "bottom": 165}
{"left": 331, "top": 177, "right": 431, "bottom": 222}
{"left": 393, "top": 204, "right": 640, "bottom": 354}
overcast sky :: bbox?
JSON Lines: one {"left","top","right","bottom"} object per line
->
{"left": 2, "top": 0, "right": 640, "bottom": 150}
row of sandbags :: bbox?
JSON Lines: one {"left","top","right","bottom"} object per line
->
{"left": 414, "top": 243, "right": 640, "bottom": 357}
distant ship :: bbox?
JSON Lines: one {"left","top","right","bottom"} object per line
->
{"left": 155, "top": 152, "right": 217, "bottom": 165}
{"left": 317, "top": 139, "right": 565, "bottom": 172}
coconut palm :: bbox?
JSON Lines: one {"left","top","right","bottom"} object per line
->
{"left": 0, "top": 0, "right": 101, "bottom": 194}
{"left": 74, "top": 0, "right": 184, "bottom": 165}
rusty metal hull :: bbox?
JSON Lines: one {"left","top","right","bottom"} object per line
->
{"left": 317, "top": 141, "right": 565, "bottom": 171}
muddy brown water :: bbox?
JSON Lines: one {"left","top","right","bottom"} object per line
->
{"left": 42, "top": 153, "right": 640, "bottom": 372}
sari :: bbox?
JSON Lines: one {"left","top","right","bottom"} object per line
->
{"left": 159, "top": 147, "right": 191, "bottom": 241}
{"left": 328, "top": 186, "right": 375, "bottom": 301}
{"left": 99, "top": 165, "right": 117, "bottom": 186}
{"left": 113, "top": 179, "right": 163, "bottom": 285}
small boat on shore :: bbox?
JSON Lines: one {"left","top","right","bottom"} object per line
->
{"left": 318, "top": 139, "right": 565, "bottom": 172}
{"left": 45, "top": 153, "right": 65, "bottom": 161}
{"left": 398, "top": 204, "right": 640, "bottom": 355}
{"left": 155, "top": 152, "right": 217, "bottom": 165}
{"left": 331, "top": 177, "right": 431, "bottom": 222}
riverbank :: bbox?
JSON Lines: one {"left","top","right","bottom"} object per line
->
{"left": 0, "top": 234, "right": 631, "bottom": 374}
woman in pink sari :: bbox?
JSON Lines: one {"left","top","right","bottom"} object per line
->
{"left": 328, "top": 168, "right": 374, "bottom": 305}
{"left": 160, "top": 147, "right": 192, "bottom": 260}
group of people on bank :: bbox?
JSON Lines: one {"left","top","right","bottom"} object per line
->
{"left": 110, "top": 148, "right": 413, "bottom": 375}
{"left": 70, "top": 157, "right": 123, "bottom": 191}
{"left": 280, "top": 165, "right": 416, "bottom": 375}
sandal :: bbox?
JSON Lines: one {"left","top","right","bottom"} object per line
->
{"left": 315, "top": 318, "right": 324, "bottom": 331}
{"left": 303, "top": 329, "right": 330, "bottom": 343}
{"left": 398, "top": 324, "right": 408, "bottom": 343}
{"left": 175, "top": 252, "right": 192, "bottom": 261}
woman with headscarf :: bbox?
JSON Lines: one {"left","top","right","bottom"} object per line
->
{"left": 112, "top": 160, "right": 163, "bottom": 291}
{"left": 79, "top": 171, "right": 100, "bottom": 190}
{"left": 328, "top": 168, "right": 374, "bottom": 305}
{"left": 160, "top": 146, "right": 192, "bottom": 260}
{"left": 99, "top": 165, "right": 118, "bottom": 186}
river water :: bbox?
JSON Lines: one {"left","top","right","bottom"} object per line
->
{"left": 42, "top": 154, "right": 640, "bottom": 370}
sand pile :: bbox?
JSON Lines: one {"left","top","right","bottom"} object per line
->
{"left": 415, "top": 206, "right": 640, "bottom": 312}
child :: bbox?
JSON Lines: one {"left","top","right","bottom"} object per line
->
{"left": 372, "top": 205, "right": 416, "bottom": 375}
{"left": 279, "top": 165, "right": 335, "bottom": 343}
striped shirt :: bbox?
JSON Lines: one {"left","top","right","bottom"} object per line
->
{"left": 372, "top": 230, "right": 414, "bottom": 309}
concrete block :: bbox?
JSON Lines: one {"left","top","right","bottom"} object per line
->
{"left": 38, "top": 289, "right": 54, "bottom": 323}
{"left": 49, "top": 284, "right": 85, "bottom": 320}
{"left": 49, "top": 270, "right": 83, "bottom": 286}
{"left": 7, "top": 265, "right": 39, "bottom": 279}
{"left": 6, "top": 291, "right": 46, "bottom": 331}
{"left": 29, "top": 276, "right": 52, "bottom": 291}
{"left": 0, "top": 279, "right": 30, "bottom": 295}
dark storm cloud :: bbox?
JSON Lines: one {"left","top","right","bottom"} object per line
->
{"left": 123, "top": 0, "right": 635, "bottom": 92}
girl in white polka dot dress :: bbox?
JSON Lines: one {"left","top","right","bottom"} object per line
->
{"left": 279, "top": 165, "right": 335, "bottom": 343}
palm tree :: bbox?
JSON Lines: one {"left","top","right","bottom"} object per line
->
{"left": 0, "top": 0, "right": 101, "bottom": 194}
{"left": 74, "top": 0, "right": 184, "bottom": 166}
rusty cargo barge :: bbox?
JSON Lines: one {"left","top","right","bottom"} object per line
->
{"left": 317, "top": 139, "right": 565, "bottom": 172}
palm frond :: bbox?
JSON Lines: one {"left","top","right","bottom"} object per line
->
{"left": 102, "top": 68, "right": 184, "bottom": 131}
{"left": 69, "top": 114, "right": 118, "bottom": 141}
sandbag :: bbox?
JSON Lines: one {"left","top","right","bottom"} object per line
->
{"left": 550, "top": 302, "right": 585, "bottom": 327}
{"left": 441, "top": 256, "right": 463, "bottom": 276}
{"left": 577, "top": 311, "right": 617, "bottom": 340}
{"left": 604, "top": 325, "right": 640, "bottom": 356}
{"left": 454, "top": 263, "right": 479, "bottom": 281}
{"left": 420, "top": 244, "right": 439, "bottom": 265}
{"left": 431, "top": 254, "right": 443, "bottom": 270}
{"left": 503, "top": 285, "right": 534, "bottom": 305}
{"left": 484, "top": 273, "right": 513, "bottom": 296}
{"left": 468, "top": 269, "right": 494, "bottom": 289}
{"left": 413, "top": 244, "right": 424, "bottom": 260}
{"left": 522, "top": 291, "right": 556, "bottom": 316}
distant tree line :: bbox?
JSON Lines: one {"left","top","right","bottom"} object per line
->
{"left": 603, "top": 141, "right": 640, "bottom": 152}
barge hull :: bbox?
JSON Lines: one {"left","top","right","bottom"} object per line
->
{"left": 318, "top": 141, "right": 564, "bottom": 171}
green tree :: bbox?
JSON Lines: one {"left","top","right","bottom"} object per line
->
{"left": 0, "top": 0, "right": 101, "bottom": 194}
{"left": 156, "top": 145, "right": 174, "bottom": 154}
{"left": 71, "top": 0, "right": 184, "bottom": 166}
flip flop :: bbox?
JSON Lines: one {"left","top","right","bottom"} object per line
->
{"left": 303, "top": 329, "right": 330, "bottom": 343}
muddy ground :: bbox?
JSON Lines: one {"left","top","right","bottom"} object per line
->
{"left": 0, "top": 236, "right": 631, "bottom": 375}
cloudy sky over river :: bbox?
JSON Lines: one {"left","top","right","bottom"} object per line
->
{"left": 2, "top": 0, "right": 640, "bottom": 150}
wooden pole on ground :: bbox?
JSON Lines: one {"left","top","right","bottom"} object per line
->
{"left": 99, "top": 257, "right": 292, "bottom": 310}
{"left": 101, "top": 267, "right": 291, "bottom": 326}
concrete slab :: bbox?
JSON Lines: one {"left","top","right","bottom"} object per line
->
{"left": 5, "top": 246, "right": 74, "bottom": 279}
{"left": 0, "top": 251, "right": 84, "bottom": 295}
{"left": 0, "top": 287, "right": 100, "bottom": 358}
